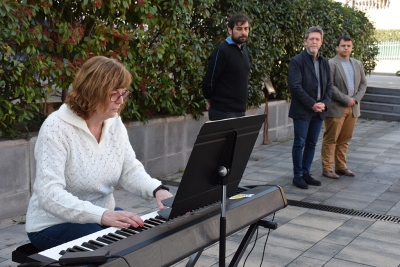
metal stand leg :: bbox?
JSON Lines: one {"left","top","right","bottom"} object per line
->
{"left": 185, "top": 249, "right": 204, "bottom": 267}
{"left": 219, "top": 184, "right": 227, "bottom": 267}
{"left": 228, "top": 222, "right": 258, "bottom": 267}
{"left": 228, "top": 220, "right": 277, "bottom": 267}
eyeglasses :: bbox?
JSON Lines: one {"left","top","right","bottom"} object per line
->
{"left": 110, "top": 90, "right": 130, "bottom": 102}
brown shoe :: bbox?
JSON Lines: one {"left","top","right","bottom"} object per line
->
{"left": 336, "top": 169, "right": 355, "bottom": 176}
{"left": 323, "top": 170, "right": 339, "bottom": 179}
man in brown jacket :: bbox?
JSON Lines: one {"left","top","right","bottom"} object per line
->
{"left": 321, "top": 36, "right": 367, "bottom": 179}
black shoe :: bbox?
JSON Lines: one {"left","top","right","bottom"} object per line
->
{"left": 303, "top": 173, "right": 321, "bottom": 186}
{"left": 293, "top": 176, "right": 308, "bottom": 189}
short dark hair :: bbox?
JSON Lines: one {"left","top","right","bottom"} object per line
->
{"left": 336, "top": 35, "right": 353, "bottom": 46}
{"left": 304, "top": 26, "right": 324, "bottom": 40}
{"left": 228, "top": 13, "right": 250, "bottom": 30}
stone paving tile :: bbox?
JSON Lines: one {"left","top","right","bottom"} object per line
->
{"left": 267, "top": 175, "right": 294, "bottom": 187}
{"left": 266, "top": 223, "right": 331, "bottom": 251}
{"left": 242, "top": 165, "right": 263, "bottom": 176}
{"left": 359, "top": 173, "right": 400, "bottom": 185}
{"left": 282, "top": 184, "right": 321, "bottom": 199}
{"left": 243, "top": 170, "right": 284, "bottom": 183}
{"left": 354, "top": 163, "right": 379, "bottom": 172}
{"left": 249, "top": 150, "right": 283, "bottom": 160}
{"left": 251, "top": 160, "right": 282, "bottom": 168}
{"left": 386, "top": 157, "right": 400, "bottom": 165}
{"left": 252, "top": 157, "right": 290, "bottom": 168}
{"left": 377, "top": 191, "right": 400, "bottom": 202}
{"left": 246, "top": 158, "right": 262, "bottom": 167}
{"left": 0, "top": 216, "right": 25, "bottom": 231}
{"left": 363, "top": 199, "right": 398, "bottom": 214}
{"left": 335, "top": 235, "right": 400, "bottom": 267}
{"left": 288, "top": 209, "right": 351, "bottom": 232}
{"left": 0, "top": 225, "right": 28, "bottom": 250}
{"left": 360, "top": 221, "right": 400, "bottom": 245}
{"left": 322, "top": 217, "right": 375, "bottom": 246}
{"left": 302, "top": 241, "right": 345, "bottom": 262}
{"left": 354, "top": 146, "right": 388, "bottom": 154}
{"left": 172, "top": 254, "right": 219, "bottom": 267}
{"left": 0, "top": 259, "right": 19, "bottom": 267}
{"left": 238, "top": 179, "right": 267, "bottom": 187}
{"left": 266, "top": 206, "right": 308, "bottom": 226}
{"left": 387, "top": 202, "right": 400, "bottom": 216}
{"left": 302, "top": 190, "right": 337, "bottom": 203}
{"left": 341, "top": 181, "right": 391, "bottom": 197}
{"left": 0, "top": 243, "right": 28, "bottom": 261}
{"left": 322, "top": 191, "right": 377, "bottom": 210}
{"left": 287, "top": 256, "right": 328, "bottom": 267}
{"left": 235, "top": 243, "right": 304, "bottom": 267}
{"left": 324, "top": 258, "right": 377, "bottom": 267}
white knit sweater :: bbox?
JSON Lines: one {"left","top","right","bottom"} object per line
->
{"left": 26, "top": 104, "right": 161, "bottom": 233}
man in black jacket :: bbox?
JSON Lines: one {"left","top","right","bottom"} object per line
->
{"left": 288, "top": 26, "right": 332, "bottom": 189}
{"left": 202, "top": 13, "right": 251, "bottom": 121}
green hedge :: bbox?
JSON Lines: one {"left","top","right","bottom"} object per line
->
{"left": 375, "top": 29, "right": 400, "bottom": 41}
{"left": 0, "top": 0, "right": 378, "bottom": 139}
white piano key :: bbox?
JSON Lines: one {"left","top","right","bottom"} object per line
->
{"left": 39, "top": 210, "right": 160, "bottom": 260}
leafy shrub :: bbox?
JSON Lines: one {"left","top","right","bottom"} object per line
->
{"left": 0, "top": 0, "right": 378, "bottom": 139}
{"left": 375, "top": 29, "right": 400, "bottom": 41}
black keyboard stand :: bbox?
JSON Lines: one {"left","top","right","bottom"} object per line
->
{"left": 185, "top": 219, "right": 278, "bottom": 267}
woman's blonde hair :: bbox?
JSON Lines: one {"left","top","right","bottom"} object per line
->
{"left": 65, "top": 56, "right": 132, "bottom": 119}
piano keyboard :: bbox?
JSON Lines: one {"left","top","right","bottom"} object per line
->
{"left": 38, "top": 210, "right": 164, "bottom": 261}
{"left": 27, "top": 185, "right": 287, "bottom": 267}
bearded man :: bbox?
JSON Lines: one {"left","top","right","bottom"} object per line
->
{"left": 202, "top": 13, "right": 251, "bottom": 121}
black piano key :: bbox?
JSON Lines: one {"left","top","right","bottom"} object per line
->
{"left": 97, "top": 236, "right": 114, "bottom": 244}
{"left": 81, "top": 242, "right": 99, "bottom": 250}
{"left": 144, "top": 219, "right": 157, "bottom": 224}
{"left": 148, "top": 218, "right": 163, "bottom": 225}
{"left": 121, "top": 228, "right": 139, "bottom": 234}
{"left": 139, "top": 225, "right": 150, "bottom": 230}
{"left": 89, "top": 240, "right": 106, "bottom": 247}
{"left": 59, "top": 250, "right": 66, "bottom": 255}
{"left": 143, "top": 222, "right": 156, "bottom": 228}
{"left": 108, "top": 233, "right": 125, "bottom": 240}
{"left": 72, "top": 245, "right": 91, "bottom": 252}
{"left": 102, "top": 235, "right": 119, "bottom": 242}
{"left": 155, "top": 215, "right": 167, "bottom": 221}
{"left": 115, "top": 230, "right": 131, "bottom": 237}
{"left": 128, "top": 226, "right": 143, "bottom": 232}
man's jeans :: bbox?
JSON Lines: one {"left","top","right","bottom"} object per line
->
{"left": 27, "top": 207, "right": 123, "bottom": 250}
{"left": 208, "top": 107, "right": 245, "bottom": 121}
{"left": 292, "top": 114, "right": 323, "bottom": 178}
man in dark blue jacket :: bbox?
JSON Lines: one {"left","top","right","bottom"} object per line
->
{"left": 202, "top": 13, "right": 251, "bottom": 121}
{"left": 288, "top": 26, "right": 332, "bottom": 189}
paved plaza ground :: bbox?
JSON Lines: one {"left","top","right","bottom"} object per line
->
{"left": 1, "top": 117, "right": 400, "bottom": 267}
{"left": 0, "top": 75, "right": 399, "bottom": 267}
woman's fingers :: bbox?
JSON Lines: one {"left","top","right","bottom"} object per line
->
{"left": 101, "top": 210, "right": 144, "bottom": 228}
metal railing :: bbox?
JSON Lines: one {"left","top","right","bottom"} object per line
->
{"left": 377, "top": 41, "right": 400, "bottom": 60}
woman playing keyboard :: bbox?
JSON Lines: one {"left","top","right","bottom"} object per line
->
{"left": 25, "top": 56, "right": 173, "bottom": 251}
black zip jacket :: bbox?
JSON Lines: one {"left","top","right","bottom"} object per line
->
{"left": 202, "top": 39, "right": 250, "bottom": 113}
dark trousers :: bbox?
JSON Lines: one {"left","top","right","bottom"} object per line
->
{"left": 292, "top": 114, "right": 323, "bottom": 177}
{"left": 208, "top": 107, "right": 245, "bottom": 121}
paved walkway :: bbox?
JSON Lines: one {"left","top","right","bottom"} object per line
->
{"left": 1, "top": 74, "right": 399, "bottom": 267}
{"left": 1, "top": 118, "right": 399, "bottom": 267}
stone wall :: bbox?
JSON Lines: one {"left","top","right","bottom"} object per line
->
{"left": 0, "top": 100, "right": 293, "bottom": 221}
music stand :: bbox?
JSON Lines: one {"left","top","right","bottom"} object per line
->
{"left": 158, "top": 114, "right": 266, "bottom": 266}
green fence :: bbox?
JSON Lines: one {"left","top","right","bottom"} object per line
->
{"left": 377, "top": 41, "right": 400, "bottom": 60}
